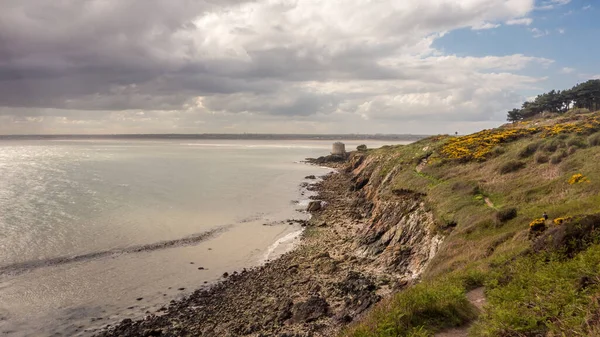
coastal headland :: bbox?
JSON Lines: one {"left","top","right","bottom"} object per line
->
{"left": 98, "top": 110, "right": 600, "bottom": 336}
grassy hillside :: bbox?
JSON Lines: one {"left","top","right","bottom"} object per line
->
{"left": 342, "top": 110, "right": 600, "bottom": 336}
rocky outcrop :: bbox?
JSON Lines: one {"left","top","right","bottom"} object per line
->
{"left": 307, "top": 201, "right": 322, "bottom": 212}
{"left": 348, "top": 153, "right": 443, "bottom": 280}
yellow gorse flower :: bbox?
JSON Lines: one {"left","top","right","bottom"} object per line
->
{"left": 529, "top": 218, "right": 546, "bottom": 228}
{"left": 568, "top": 173, "right": 590, "bottom": 184}
{"left": 553, "top": 217, "right": 572, "bottom": 226}
{"left": 441, "top": 114, "right": 600, "bottom": 162}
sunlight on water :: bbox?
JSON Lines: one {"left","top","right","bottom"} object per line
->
{"left": 0, "top": 139, "right": 406, "bottom": 336}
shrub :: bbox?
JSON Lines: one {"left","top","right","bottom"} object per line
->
{"left": 566, "top": 137, "right": 587, "bottom": 148}
{"left": 540, "top": 139, "right": 565, "bottom": 153}
{"left": 529, "top": 218, "right": 547, "bottom": 233}
{"left": 534, "top": 152, "right": 549, "bottom": 164}
{"left": 491, "top": 146, "right": 506, "bottom": 156}
{"left": 451, "top": 181, "right": 479, "bottom": 195}
{"left": 549, "top": 150, "right": 567, "bottom": 164}
{"left": 496, "top": 207, "right": 517, "bottom": 223}
{"left": 553, "top": 217, "right": 572, "bottom": 226}
{"left": 589, "top": 133, "right": 600, "bottom": 147}
{"left": 356, "top": 144, "right": 367, "bottom": 152}
{"left": 518, "top": 142, "right": 539, "bottom": 158}
{"left": 498, "top": 160, "right": 526, "bottom": 174}
{"left": 568, "top": 173, "right": 590, "bottom": 184}
{"left": 566, "top": 107, "right": 591, "bottom": 115}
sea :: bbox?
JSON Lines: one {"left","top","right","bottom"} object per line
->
{"left": 0, "top": 139, "right": 406, "bottom": 336}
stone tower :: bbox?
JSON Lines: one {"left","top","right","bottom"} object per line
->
{"left": 331, "top": 142, "right": 346, "bottom": 157}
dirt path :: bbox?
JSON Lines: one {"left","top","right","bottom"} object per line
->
{"left": 416, "top": 157, "right": 428, "bottom": 173}
{"left": 434, "top": 287, "right": 486, "bottom": 337}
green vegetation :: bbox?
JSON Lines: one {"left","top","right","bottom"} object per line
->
{"left": 343, "top": 278, "right": 478, "bottom": 337}
{"left": 495, "top": 207, "right": 517, "bottom": 223}
{"left": 498, "top": 160, "right": 525, "bottom": 174}
{"left": 342, "top": 108, "right": 600, "bottom": 336}
{"left": 507, "top": 79, "right": 600, "bottom": 121}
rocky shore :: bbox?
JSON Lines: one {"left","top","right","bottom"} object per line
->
{"left": 97, "top": 153, "right": 442, "bottom": 337}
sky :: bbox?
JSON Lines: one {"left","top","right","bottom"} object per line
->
{"left": 0, "top": 0, "right": 599, "bottom": 135}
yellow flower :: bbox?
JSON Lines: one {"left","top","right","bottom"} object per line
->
{"left": 553, "top": 217, "right": 572, "bottom": 226}
{"left": 529, "top": 218, "right": 546, "bottom": 229}
{"left": 568, "top": 173, "right": 589, "bottom": 184}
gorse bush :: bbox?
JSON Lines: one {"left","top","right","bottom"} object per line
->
{"left": 498, "top": 160, "right": 526, "bottom": 174}
{"left": 569, "top": 173, "right": 590, "bottom": 184}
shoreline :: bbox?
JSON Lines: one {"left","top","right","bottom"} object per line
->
{"left": 95, "top": 157, "right": 412, "bottom": 337}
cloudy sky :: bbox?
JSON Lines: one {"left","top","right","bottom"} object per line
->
{"left": 1, "top": 0, "right": 598, "bottom": 135}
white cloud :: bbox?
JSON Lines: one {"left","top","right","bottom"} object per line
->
{"left": 583, "top": 5, "right": 592, "bottom": 10}
{"left": 537, "top": 0, "right": 572, "bottom": 10}
{"left": 472, "top": 22, "right": 502, "bottom": 30}
{"left": 0, "top": 0, "right": 549, "bottom": 134}
{"left": 530, "top": 28, "right": 550, "bottom": 38}
{"left": 561, "top": 67, "right": 575, "bottom": 74}
{"left": 506, "top": 17, "right": 533, "bottom": 25}
{"left": 557, "top": 28, "right": 566, "bottom": 34}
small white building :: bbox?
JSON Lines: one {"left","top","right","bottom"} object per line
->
{"left": 331, "top": 142, "right": 346, "bottom": 156}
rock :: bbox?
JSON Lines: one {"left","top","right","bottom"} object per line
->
{"left": 305, "top": 175, "right": 317, "bottom": 179}
{"left": 136, "top": 298, "right": 143, "bottom": 301}
{"left": 223, "top": 272, "right": 229, "bottom": 278}
{"left": 291, "top": 296, "right": 329, "bottom": 323}
{"left": 197, "top": 267, "right": 205, "bottom": 270}
{"left": 190, "top": 262, "right": 194, "bottom": 264}
{"left": 307, "top": 201, "right": 322, "bottom": 212}
{"left": 178, "top": 288, "right": 185, "bottom": 291}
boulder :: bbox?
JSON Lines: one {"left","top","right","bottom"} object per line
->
{"left": 305, "top": 175, "right": 317, "bottom": 179}
{"left": 307, "top": 201, "right": 322, "bottom": 212}
{"left": 291, "top": 296, "right": 329, "bottom": 323}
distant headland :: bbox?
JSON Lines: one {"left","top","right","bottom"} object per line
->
{"left": 0, "top": 133, "right": 427, "bottom": 141}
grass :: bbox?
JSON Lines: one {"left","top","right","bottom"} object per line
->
{"left": 339, "top": 111, "right": 600, "bottom": 336}
{"left": 473, "top": 244, "right": 600, "bottom": 336}
{"left": 343, "top": 277, "right": 479, "bottom": 337}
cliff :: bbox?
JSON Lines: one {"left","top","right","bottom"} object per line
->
{"left": 344, "top": 110, "right": 600, "bottom": 336}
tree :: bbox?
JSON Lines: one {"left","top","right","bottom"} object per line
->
{"left": 507, "top": 108, "right": 523, "bottom": 122}
{"left": 506, "top": 80, "right": 600, "bottom": 121}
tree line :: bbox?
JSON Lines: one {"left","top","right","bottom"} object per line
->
{"left": 507, "top": 79, "right": 600, "bottom": 122}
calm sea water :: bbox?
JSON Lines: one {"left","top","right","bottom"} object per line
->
{"left": 0, "top": 139, "right": 405, "bottom": 336}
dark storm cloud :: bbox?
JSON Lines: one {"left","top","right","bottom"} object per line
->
{"left": 0, "top": 0, "right": 556, "bottom": 134}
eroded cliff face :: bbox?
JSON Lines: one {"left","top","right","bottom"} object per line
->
{"left": 345, "top": 153, "right": 444, "bottom": 282}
